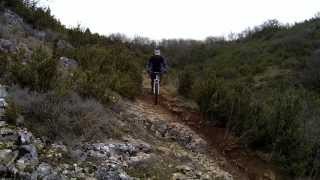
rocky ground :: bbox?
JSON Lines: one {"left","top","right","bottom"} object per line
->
{"left": 0, "top": 79, "right": 233, "bottom": 179}
{"left": 0, "top": 76, "right": 234, "bottom": 179}
{"left": 113, "top": 97, "right": 233, "bottom": 179}
{"left": 0, "top": 99, "right": 233, "bottom": 180}
{"left": 0, "top": 120, "right": 140, "bottom": 179}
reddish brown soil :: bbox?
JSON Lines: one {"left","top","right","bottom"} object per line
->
{"left": 139, "top": 91, "right": 285, "bottom": 180}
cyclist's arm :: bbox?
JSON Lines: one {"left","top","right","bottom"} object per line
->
{"left": 146, "top": 58, "right": 152, "bottom": 73}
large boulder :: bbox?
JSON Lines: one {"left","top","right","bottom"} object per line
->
{"left": 56, "top": 40, "right": 74, "bottom": 50}
{"left": 0, "top": 149, "right": 18, "bottom": 165}
{"left": 35, "top": 163, "right": 52, "bottom": 178}
{"left": 0, "top": 10, "right": 30, "bottom": 38}
{"left": 2, "top": 9, "right": 48, "bottom": 39}
{"left": 0, "top": 39, "right": 32, "bottom": 63}
{"left": 0, "top": 39, "right": 17, "bottom": 53}
{"left": 32, "top": 30, "right": 46, "bottom": 41}
{"left": 58, "top": 57, "right": 79, "bottom": 71}
{"left": 18, "top": 145, "right": 38, "bottom": 163}
{"left": 3, "top": 10, "right": 25, "bottom": 28}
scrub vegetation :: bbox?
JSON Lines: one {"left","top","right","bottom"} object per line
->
{"left": 1, "top": 0, "right": 320, "bottom": 177}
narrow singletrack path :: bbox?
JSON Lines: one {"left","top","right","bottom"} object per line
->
{"left": 138, "top": 74, "right": 285, "bottom": 180}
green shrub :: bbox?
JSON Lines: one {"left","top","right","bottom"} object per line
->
{"left": 172, "top": 18, "right": 320, "bottom": 175}
{"left": 8, "top": 47, "right": 57, "bottom": 92}
{"left": 182, "top": 68, "right": 320, "bottom": 176}
{"left": 178, "top": 71, "right": 194, "bottom": 97}
{"left": 0, "top": 53, "right": 9, "bottom": 79}
{"left": 301, "top": 50, "right": 320, "bottom": 91}
{"left": 70, "top": 46, "right": 142, "bottom": 100}
{"left": 269, "top": 90, "right": 318, "bottom": 175}
{"left": 5, "top": 101, "right": 21, "bottom": 124}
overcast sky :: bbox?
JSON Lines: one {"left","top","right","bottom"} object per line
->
{"left": 41, "top": 0, "right": 320, "bottom": 40}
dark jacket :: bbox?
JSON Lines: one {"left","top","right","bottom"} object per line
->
{"left": 147, "top": 55, "right": 167, "bottom": 73}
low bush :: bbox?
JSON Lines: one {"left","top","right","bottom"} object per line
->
{"left": 0, "top": 53, "right": 9, "bottom": 79}
{"left": 5, "top": 100, "right": 21, "bottom": 124}
{"left": 8, "top": 87, "right": 124, "bottom": 142}
{"left": 8, "top": 47, "right": 57, "bottom": 92}
{"left": 69, "top": 46, "right": 143, "bottom": 100}
{"left": 171, "top": 18, "right": 320, "bottom": 176}
{"left": 178, "top": 71, "right": 194, "bottom": 97}
{"left": 301, "top": 49, "right": 320, "bottom": 92}
{"left": 188, "top": 70, "right": 320, "bottom": 176}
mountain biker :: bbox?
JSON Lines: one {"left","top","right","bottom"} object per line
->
{"left": 147, "top": 48, "right": 167, "bottom": 92}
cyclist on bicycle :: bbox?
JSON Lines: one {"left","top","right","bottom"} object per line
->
{"left": 147, "top": 48, "right": 168, "bottom": 92}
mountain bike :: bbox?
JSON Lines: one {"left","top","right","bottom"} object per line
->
{"left": 152, "top": 72, "right": 161, "bottom": 105}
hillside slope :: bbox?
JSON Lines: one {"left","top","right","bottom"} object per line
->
{"left": 161, "top": 18, "right": 320, "bottom": 178}
{"left": 1, "top": 1, "right": 319, "bottom": 179}
{"left": 0, "top": 3, "right": 235, "bottom": 180}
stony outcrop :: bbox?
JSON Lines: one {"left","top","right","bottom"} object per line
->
{"left": 0, "top": 102, "right": 233, "bottom": 180}
{"left": 0, "top": 39, "right": 17, "bottom": 53}
{"left": 0, "top": 9, "right": 51, "bottom": 41}
{"left": 0, "top": 85, "right": 8, "bottom": 118}
{"left": 0, "top": 9, "right": 55, "bottom": 61}
{"left": 58, "top": 57, "right": 79, "bottom": 70}
{"left": 116, "top": 99, "right": 208, "bottom": 153}
{"left": 113, "top": 99, "right": 233, "bottom": 180}
{"left": 0, "top": 121, "right": 149, "bottom": 179}
{"left": 56, "top": 40, "right": 74, "bottom": 50}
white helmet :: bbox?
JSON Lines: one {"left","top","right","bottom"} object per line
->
{"left": 154, "top": 49, "right": 161, "bottom": 56}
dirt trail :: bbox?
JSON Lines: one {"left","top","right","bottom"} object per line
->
{"left": 139, "top": 75, "right": 284, "bottom": 180}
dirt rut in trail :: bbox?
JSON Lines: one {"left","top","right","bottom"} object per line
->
{"left": 140, "top": 75, "right": 285, "bottom": 180}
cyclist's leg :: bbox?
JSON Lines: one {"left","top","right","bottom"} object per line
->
{"left": 150, "top": 72, "right": 155, "bottom": 92}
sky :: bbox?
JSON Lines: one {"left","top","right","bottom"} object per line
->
{"left": 41, "top": 0, "right": 320, "bottom": 40}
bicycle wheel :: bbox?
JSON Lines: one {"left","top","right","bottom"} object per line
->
{"left": 154, "top": 82, "right": 159, "bottom": 105}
